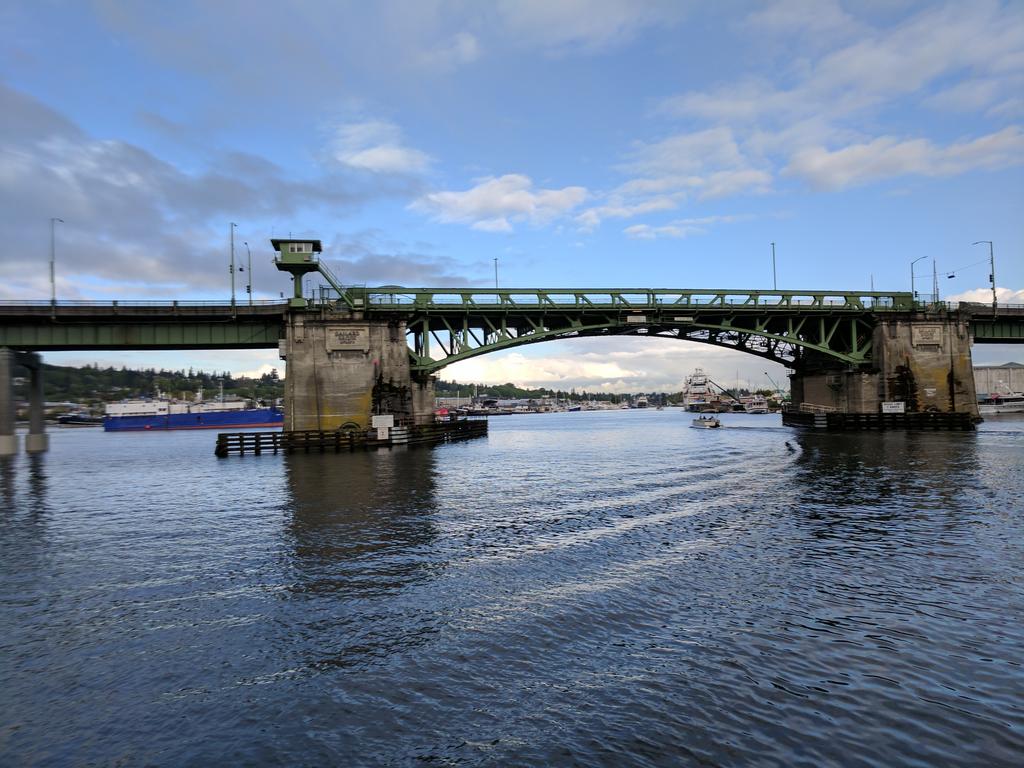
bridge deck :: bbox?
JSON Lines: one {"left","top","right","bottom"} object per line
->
{"left": 0, "top": 301, "right": 287, "bottom": 350}
{"left": 0, "top": 296, "right": 1020, "bottom": 352}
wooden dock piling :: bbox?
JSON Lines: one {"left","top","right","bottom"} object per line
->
{"left": 215, "top": 418, "right": 487, "bottom": 457}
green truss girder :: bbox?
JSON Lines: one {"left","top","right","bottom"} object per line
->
{"left": 370, "top": 288, "right": 905, "bottom": 374}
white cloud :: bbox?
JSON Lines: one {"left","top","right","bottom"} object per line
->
{"left": 623, "top": 214, "right": 752, "bottom": 240}
{"left": 413, "top": 174, "right": 588, "bottom": 232}
{"left": 623, "top": 127, "right": 747, "bottom": 177}
{"left": 646, "top": 2, "right": 1024, "bottom": 195}
{"left": 332, "top": 119, "right": 433, "bottom": 174}
{"left": 923, "top": 79, "right": 1003, "bottom": 112}
{"left": 741, "top": 0, "right": 863, "bottom": 50}
{"left": 700, "top": 169, "right": 773, "bottom": 200}
{"left": 495, "top": 0, "right": 686, "bottom": 53}
{"left": 588, "top": 128, "right": 771, "bottom": 223}
{"left": 663, "top": 4, "right": 1024, "bottom": 128}
{"left": 784, "top": 127, "right": 1024, "bottom": 190}
{"left": 417, "top": 31, "right": 481, "bottom": 70}
{"left": 575, "top": 197, "right": 677, "bottom": 232}
{"left": 946, "top": 287, "right": 1024, "bottom": 305}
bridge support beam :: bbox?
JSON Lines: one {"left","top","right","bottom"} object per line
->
{"left": 789, "top": 313, "right": 979, "bottom": 420}
{"left": 23, "top": 353, "right": 48, "bottom": 454}
{"left": 0, "top": 349, "right": 49, "bottom": 455}
{"left": 281, "top": 314, "right": 435, "bottom": 431}
{"left": 0, "top": 348, "right": 16, "bottom": 457}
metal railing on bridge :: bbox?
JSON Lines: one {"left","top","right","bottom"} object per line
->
{"left": 322, "top": 288, "right": 918, "bottom": 312}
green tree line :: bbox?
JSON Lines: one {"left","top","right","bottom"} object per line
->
{"left": 13, "top": 363, "right": 284, "bottom": 405}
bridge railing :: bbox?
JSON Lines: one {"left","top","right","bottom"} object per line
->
{"left": 0, "top": 299, "right": 287, "bottom": 308}
{"left": 345, "top": 288, "right": 917, "bottom": 311}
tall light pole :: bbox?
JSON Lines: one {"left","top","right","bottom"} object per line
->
{"left": 770, "top": 242, "right": 777, "bottom": 290}
{"left": 49, "top": 217, "right": 63, "bottom": 317}
{"left": 243, "top": 241, "right": 253, "bottom": 306}
{"left": 972, "top": 240, "right": 996, "bottom": 315}
{"left": 229, "top": 222, "right": 237, "bottom": 312}
{"left": 493, "top": 257, "right": 498, "bottom": 290}
{"left": 910, "top": 255, "right": 927, "bottom": 306}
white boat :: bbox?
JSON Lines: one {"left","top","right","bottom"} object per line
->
{"left": 978, "top": 392, "right": 1024, "bottom": 415}
{"left": 744, "top": 395, "right": 770, "bottom": 414}
{"left": 681, "top": 368, "right": 711, "bottom": 411}
{"left": 690, "top": 415, "right": 721, "bottom": 429}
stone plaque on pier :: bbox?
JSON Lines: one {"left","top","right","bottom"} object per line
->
{"left": 911, "top": 324, "right": 943, "bottom": 346}
{"left": 326, "top": 325, "right": 370, "bottom": 352}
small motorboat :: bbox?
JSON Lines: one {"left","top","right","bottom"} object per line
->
{"left": 690, "top": 415, "right": 721, "bottom": 429}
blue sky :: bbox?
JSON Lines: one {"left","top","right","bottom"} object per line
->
{"left": 1, "top": 1, "right": 1021, "bottom": 392}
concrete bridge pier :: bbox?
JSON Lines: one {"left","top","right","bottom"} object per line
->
{"left": 281, "top": 313, "right": 435, "bottom": 432}
{"left": 23, "top": 353, "right": 48, "bottom": 454}
{"left": 789, "top": 312, "right": 979, "bottom": 420}
{"left": 0, "top": 348, "right": 16, "bottom": 457}
{"left": 0, "top": 349, "right": 49, "bottom": 455}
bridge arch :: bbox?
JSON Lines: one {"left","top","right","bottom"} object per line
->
{"left": 361, "top": 288, "right": 902, "bottom": 376}
{"left": 405, "top": 319, "right": 869, "bottom": 375}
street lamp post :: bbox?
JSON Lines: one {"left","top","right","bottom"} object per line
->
{"left": 493, "top": 257, "right": 498, "bottom": 291}
{"left": 770, "top": 242, "right": 777, "bottom": 291}
{"left": 910, "top": 255, "right": 927, "bottom": 306}
{"left": 49, "top": 217, "right": 63, "bottom": 317}
{"left": 243, "top": 241, "right": 253, "bottom": 306}
{"left": 972, "top": 240, "right": 996, "bottom": 315}
{"left": 229, "top": 222, "right": 237, "bottom": 312}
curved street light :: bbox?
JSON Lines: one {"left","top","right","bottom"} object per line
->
{"left": 910, "top": 255, "right": 927, "bottom": 305}
{"left": 972, "top": 240, "right": 996, "bottom": 315}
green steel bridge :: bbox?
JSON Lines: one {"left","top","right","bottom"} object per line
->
{"left": 1, "top": 290, "right": 1020, "bottom": 374}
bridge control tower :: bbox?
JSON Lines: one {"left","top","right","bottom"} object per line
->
{"left": 272, "top": 239, "right": 323, "bottom": 308}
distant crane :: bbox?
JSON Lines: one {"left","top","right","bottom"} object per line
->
{"left": 763, "top": 370, "right": 783, "bottom": 396}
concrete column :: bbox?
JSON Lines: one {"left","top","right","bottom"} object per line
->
{"left": 410, "top": 376, "right": 437, "bottom": 426}
{"left": 872, "top": 312, "right": 978, "bottom": 416}
{"left": 282, "top": 313, "right": 433, "bottom": 431}
{"left": 25, "top": 353, "right": 48, "bottom": 454}
{"left": 789, "top": 311, "right": 979, "bottom": 417}
{"left": 0, "top": 348, "right": 17, "bottom": 457}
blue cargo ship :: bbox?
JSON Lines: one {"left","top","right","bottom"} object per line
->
{"left": 104, "top": 393, "right": 283, "bottom": 432}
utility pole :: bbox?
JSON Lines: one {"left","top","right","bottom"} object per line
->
{"left": 229, "top": 222, "right": 237, "bottom": 313}
{"left": 770, "top": 242, "right": 777, "bottom": 291}
{"left": 973, "top": 240, "right": 996, "bottom": 316}
{"left": 49, "top": 217, "right": 63, "bottom": 318}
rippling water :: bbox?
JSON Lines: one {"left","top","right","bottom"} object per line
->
{"left": 2, "top": 411, "right": 1023, "bottom": 766}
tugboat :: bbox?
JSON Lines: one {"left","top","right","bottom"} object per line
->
{"left": 57, "top": 410, "right": 104, "bottom": 426}
{"left": 690, "top": 414, "right": 721, "bottom": 429}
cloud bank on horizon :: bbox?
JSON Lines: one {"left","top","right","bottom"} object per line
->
{"left": 1, "top": 0, "right": 1021, "bottom": 390}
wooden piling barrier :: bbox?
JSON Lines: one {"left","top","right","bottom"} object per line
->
{"left": 215, "top": 418, "right": 488, "bottom": 457}
{"left": 781, "top": 410, "right": 977, "bottom": 431}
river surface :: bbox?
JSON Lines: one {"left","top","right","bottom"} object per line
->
{"left": 2, "top": 410, "right": 1023, "bottom": 766}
